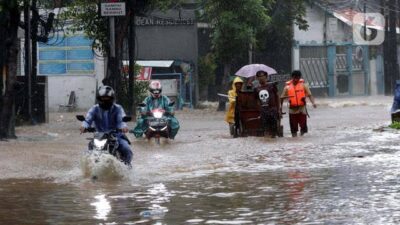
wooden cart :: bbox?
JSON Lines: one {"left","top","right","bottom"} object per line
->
{"left": 233, "top": 91, "right": 283, "bottom": 138}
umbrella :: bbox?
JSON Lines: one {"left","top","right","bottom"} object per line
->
{"left": 235, "top": 64, "right": 277, "bottom": 78}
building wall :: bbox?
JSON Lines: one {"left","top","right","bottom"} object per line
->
{"left": 294, "top": 5, "right": 352, "bottom": 45}
{"left": 135, "top": 9, "right": 199, "bottom": 105}
{"left": 47, "top": 57, "right": 105, "bottom": 112}
{"left": 294, "top": 6, "right": 325, "bottom": 44}
{"left": 136, "top": 26, "right": 198, "bottom": 62}
{"left": 293, "top": 5, "right": 375, "bottom": 97}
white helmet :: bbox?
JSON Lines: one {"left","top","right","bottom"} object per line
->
{"left": 149, "top": 80, "right": 162, "bottom": 98}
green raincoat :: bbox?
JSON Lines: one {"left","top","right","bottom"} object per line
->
{"left": 131, "top": 95, "right": 180, "bottom": 139}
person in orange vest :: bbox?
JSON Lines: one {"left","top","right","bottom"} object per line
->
{"left": 280, "top": 70, "right": 316, "bottom": 137}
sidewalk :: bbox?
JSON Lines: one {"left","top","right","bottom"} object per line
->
{"left": 198, "top": 95, "right": 394, "bottom": 110}
{"left": 316, "top": 95, "right": 393, "bottom": 108}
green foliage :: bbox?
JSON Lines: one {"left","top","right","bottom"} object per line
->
{"left": 389, "top": 121, "right": 400, "bottom": 129}
{"left": 198, "top": 53, "right": 217, "bottom": 91}
{"left": 118, "top": 65, "right": 149, "bottom": 110}
{"left": 61, "top": 0, "right": 108, "bottom": 53}
{"left": 202, "top": 0, "right": 271, "bottom": 63}
{"left": 254, "top": 0, "right": 309, "bottom": 74}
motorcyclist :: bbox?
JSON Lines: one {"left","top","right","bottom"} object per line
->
{"left": 79, "top": 85, "right": 133, "bottom": 165}
{"left": 131, "top": 80, "right": 180, "bottom": 139}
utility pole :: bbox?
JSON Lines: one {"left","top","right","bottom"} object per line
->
{"left": 364, "top": 2, "right": 367, "bottom": 40}
{"left": 388, "top": 0, "right": 399, "bottom": 94}
{"left": 108, "top": 16, "right": 116, "bottom": 90}
{"left": 128, "top": 0, "right": 136, "bottom": 117}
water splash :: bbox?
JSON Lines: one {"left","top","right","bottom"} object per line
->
{"left": 80, "top": 152, "right": 129, "bottom": 181}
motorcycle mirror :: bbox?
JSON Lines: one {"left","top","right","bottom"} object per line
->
{"left": 138, "top": 103, "right": 146, "bottom": 107}
{"left": 76, "top": 115, "right": 85, "bottom": 121}
{"left": 168, "top": 101, "right": 175, "bottom": 107}
{"left": 122, "top": 116, "right": 132, "bottom": 122}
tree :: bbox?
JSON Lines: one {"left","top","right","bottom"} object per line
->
{"left": 0, "top": 0, "right": 21, "bottom": 139}
{"left": 256, "top": 0, "right": 309, "bottom": 74}
{"left": 201, "top": 0, "right": 272, "bottom": 111}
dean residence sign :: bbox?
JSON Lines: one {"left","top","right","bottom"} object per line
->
{"left": 136, "top": 16, "right": 195, "bottom": 26}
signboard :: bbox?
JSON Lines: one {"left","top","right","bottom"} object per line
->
{"left": 137, "top": 67, "right": 152, "bottom": 80}
{"left": 37, "top": 35, "right": 94, "bottom": 76}
{"left": 136, "top": 16, "right": 195, "bottom": 26}
{"left": 101, "top": 2, "right": 126, "bottom": 16}
{"left": 269, "top": 74, "right": 291, "bottom": 83}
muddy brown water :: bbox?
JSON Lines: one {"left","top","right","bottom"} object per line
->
{"left": 1, "top": 97, "right": 399, "bottom": 224}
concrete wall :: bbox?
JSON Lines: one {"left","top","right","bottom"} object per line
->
{"left": 294, "top": 5, "right": 353, "bottom": 45}
{"left": 294, "top": 6, "right": 325, "bottom": 44}
{"left": 370, "top": 59, "right": 378, "bottom": 95}
{"left": 136, "top": 25, "right": 198, "bottom": 63}
{"left": 47, "top": 57, "right": 105, "bottom": 112}
{"left": 135, "top": 9, "right": 198, "bottom": 63}
{"left": 135, "top": 9, "right": 199, "bottom": 105}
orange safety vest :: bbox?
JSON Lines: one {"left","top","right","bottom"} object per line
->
{"left": 286, "top": 79, "right": 306, "bottom": 107}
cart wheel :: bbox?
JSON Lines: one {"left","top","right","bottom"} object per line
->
{"left": 229, "top": 124, "right": 235, "bottom": 136}
{"left": 233, "top": 124, "right": 239, "bottom": 138}
{"left": 233, "top": 120, "right": 243, "bottom": 138}
{"left": 278, "top": 125, "right": 284, "bottom": 137}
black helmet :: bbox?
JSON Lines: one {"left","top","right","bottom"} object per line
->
{"left": 97, "top": 86, "right": 115, "bottom": 110}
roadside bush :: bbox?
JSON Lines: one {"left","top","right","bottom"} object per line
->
{"left": 389, "top": 121, "right": 400, "bottom": 129}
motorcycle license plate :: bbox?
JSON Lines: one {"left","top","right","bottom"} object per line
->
{"left": 149, "top": 121, "right": 166, "bottom": 127}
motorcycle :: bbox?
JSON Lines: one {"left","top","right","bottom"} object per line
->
{"left": 76, "top": 115, "right": 132, "bottom": 180}
{"left": 138, "top": 101, "right": 175, "bottom": 145}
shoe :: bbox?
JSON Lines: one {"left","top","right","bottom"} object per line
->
{"left": 292, "top": 133, "right": 297, "bottom": 137}
{"left": 300, "top": 131, "right": 306, "bottom": 136}
{"left": 125, "top": 162, "right": 132, "bottom": 169}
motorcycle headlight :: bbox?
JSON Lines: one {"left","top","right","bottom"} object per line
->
{"left": 153, "top": 111, "right": 163, "bottom": 119}
{"left": 93, "top": 139, "right": 107, "bottom": 149}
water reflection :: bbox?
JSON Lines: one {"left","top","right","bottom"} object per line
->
{"left": 91, "top": 194, "right": 111, "bottom": 220}
{"left": 1, "top": 164, "right": 400, "bottom": 224}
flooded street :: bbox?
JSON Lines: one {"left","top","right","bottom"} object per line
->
{"left": 1, "top": 96, "right": 399, "bottom": 224}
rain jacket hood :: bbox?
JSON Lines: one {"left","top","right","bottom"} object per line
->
{"left": 231, "top": 77, "right": 244, "bottom": 92}
{"left": 225, "top": 77, "right": 244, "bottom": 124}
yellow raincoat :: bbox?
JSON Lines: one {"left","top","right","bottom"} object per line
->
{"left": 225, "top": 77, "right": 243, "bottom": 123}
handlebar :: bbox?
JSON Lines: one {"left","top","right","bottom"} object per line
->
{"left": 82, "top": 128, "right": 125, "bottom": 133}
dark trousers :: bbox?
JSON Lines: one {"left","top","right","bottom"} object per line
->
{"left": 261, "top": 107, "right": 278, "bottom": 136}
{"left": 117, "top": 135, "right": 133, "bottom": 164}
{"left": 289, "top": 113, "right": 307, "bottom": 134}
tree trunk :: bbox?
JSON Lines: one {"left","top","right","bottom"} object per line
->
{"left": 383, "top": 0, "right": 390, "bottom": 95}
{"left": 217, "top": 63, "right": 231, "bottom": 111}
{"left": 0, "top": 6, "right": 20, "bottom": 139}
{"left": 128, "top": 1, "right": 136, "bottom": 117}
{"left": 104, "top": 16, "right": 128, "bottom": 101}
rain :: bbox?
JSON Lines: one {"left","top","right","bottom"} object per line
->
{"left": 1, "top": 0, "right": 400, "bottom": 224}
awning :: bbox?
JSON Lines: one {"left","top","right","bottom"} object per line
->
{"left": 122, "top": 60, "right": 174, "bottom": 68}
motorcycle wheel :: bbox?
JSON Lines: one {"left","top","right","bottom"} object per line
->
{"left": 155, "top": 137, "right": 161, "bottom": 145}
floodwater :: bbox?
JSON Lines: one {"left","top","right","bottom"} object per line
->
{"left": 1, "top": 96, "right": 399, "bottom": 224}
